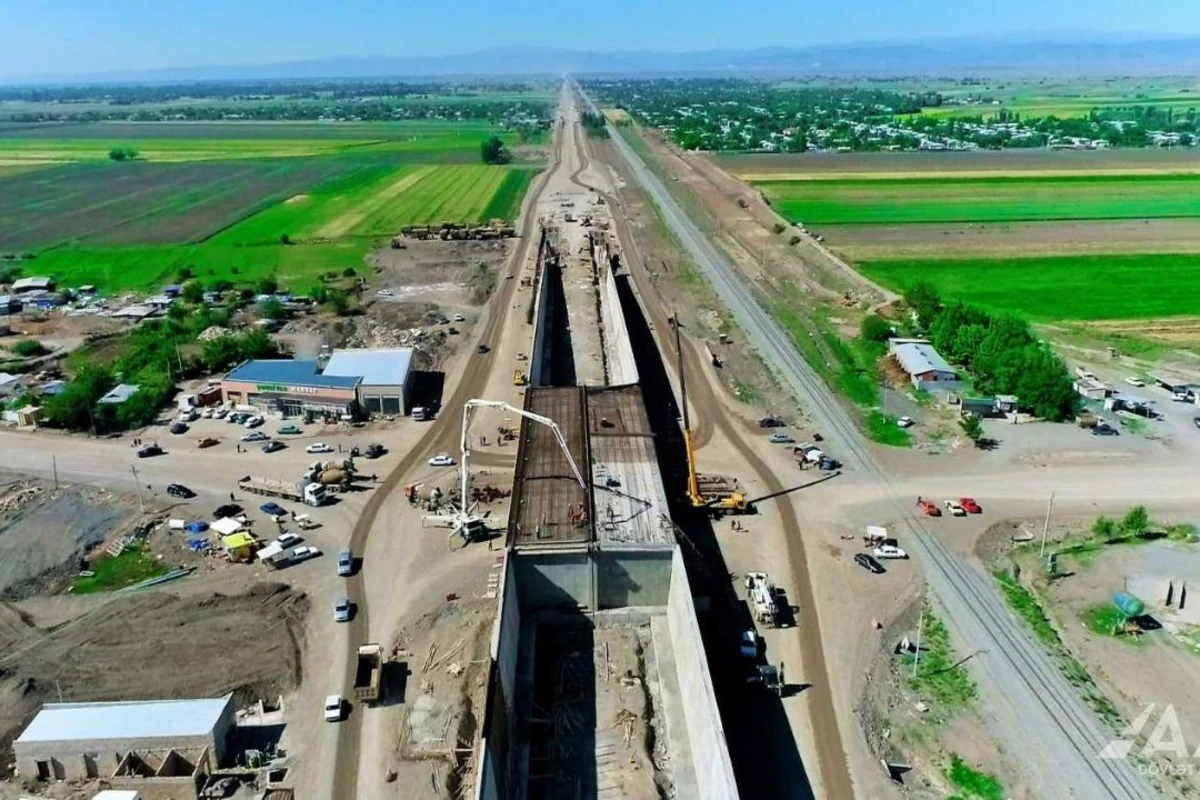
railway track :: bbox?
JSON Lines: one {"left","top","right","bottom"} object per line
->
{"left": 594, "top": 85, "right": 1155, "bottom": 799}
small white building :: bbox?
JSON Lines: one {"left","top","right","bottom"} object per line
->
{"left": 11, "top": 276, "right": 54, "bottom": 295}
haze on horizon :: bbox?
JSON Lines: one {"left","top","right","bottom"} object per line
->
{"left": 4, "top": 0, "right": 1200, "bottom": 80}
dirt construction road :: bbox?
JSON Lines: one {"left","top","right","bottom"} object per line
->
{"left": 594, "top": 86, "right": 1155, "bottom": 800}
{"left": 327, "top": 87, "right": 567, "bottom": 800}
{"left": 573, "top": 117, "right": 853, "bottom": 797}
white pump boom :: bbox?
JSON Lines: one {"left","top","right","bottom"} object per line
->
{"left": 458, "top": 398, "right": 586, "bottom": 521}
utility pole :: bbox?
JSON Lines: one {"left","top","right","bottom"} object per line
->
{"left": 52, "top": 454, "right": 58, "bottom": 490}
{"left": 175, "top": 342, "right": 185, "bottom": 375}
{"left": 912, "top": 608, "right": 925, "bottom": 678}
{"left": 130, "top": 464, "right": 145, "bottom": 514}
{"left": 1039, "top": 490, "right": 1056, "bottom": 560}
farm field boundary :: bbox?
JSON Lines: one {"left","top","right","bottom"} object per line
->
{"left": 858, "top": 253, "right": 1200, "bottom": 320}
{"left": 755, "top": 174, "right": 1200, "bottom": 225}
{"left": 823, "top": 219, "right": 1200, "bottom": 260}
{"left": 716, "top": 149, "right": 1200, "bottom": 178}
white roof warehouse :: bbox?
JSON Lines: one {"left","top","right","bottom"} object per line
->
{"left": 13, "top": 694, "right": 235, "bottom": 782}
{"left": 322, "top": 348, "right": 415, "bottom": 415}
{"left": 888, "top": 338, "right": 961, "bottom": 391}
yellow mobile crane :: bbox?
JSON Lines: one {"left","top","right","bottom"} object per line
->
{"left": 674, "top": 316, "right": 748, "bottom": 515}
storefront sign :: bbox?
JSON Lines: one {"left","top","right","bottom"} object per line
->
{"left": 255, "top": 383, "right": 320, "bottom": 395}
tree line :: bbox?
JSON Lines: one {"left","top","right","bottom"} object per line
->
{"left": 904, "top": 282, "right": 1077, "bottom": 422}
{"left": 37, "top": 306, "right": 282, "bottom": 434}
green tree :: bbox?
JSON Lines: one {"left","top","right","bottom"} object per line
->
{"left": 175, "top": 265, "right": 195, "bottom": 281}
{"left": 959, "top": 413, "right": 983, "bottom": 445}
{"left": 480, "top": 136, "right": 511, "bottom": 165}
{"left": 44, "top": 363, "right": 115, "bottom": 432}
{"left": 258, "top": 297, "right": 287, "bottom": 321}
{"left": 255, "top": 276, "right": 279, "bottom": 296}
{"left": 859, "top": 314, "right": 893, "bottom": 343}
{"left": 181, "top": 281, "right": 205, "bottom": 304}
{"left": 341, "top": 266, "right": 357, "bottom": 278}
{"left": 1120, "top": 506, "right": 1151, "bottom": 538}
{"left": 325, "top": 289, "right": 350, "bottom": 316}
{"left": 904, "top": 281, "right": 942, "bottom": 331}
{"left": 279, "top": 233, "right": 292, "bottom": 245}
{"left": 108, "top": 146, "right": 138, "bottom": 161}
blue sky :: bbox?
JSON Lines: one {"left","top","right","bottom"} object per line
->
{"left": 3, "top": 0, "right": 1200, "bottom": 77}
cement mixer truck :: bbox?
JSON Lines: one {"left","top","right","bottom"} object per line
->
{"left": 305, "top": 460, "right": 356, "bottom": 490}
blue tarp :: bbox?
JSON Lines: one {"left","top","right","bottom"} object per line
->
{"left": 185, "top": 521, "right": 209, "bottom": 533}
{"left": 1113, "top": 592, "right": 1146, "bottom": 618}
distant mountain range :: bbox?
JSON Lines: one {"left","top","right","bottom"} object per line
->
{"left": 7, "top": 36, "right": 1200, "bottom": 84}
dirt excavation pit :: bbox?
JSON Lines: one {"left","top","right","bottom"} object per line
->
{"left": 0, "top": 476, "right": 137, "bottom": 600}
{"left": 370, "top": 239, "right": 512, "bottom": 309}
{"left": 0, "top": 581, "right": 309, "bottom": 770}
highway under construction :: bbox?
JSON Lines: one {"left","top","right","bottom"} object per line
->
{"left": 468, "top": 99, "right": 831, "bottom": 796}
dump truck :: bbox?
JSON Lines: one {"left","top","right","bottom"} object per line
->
{"left": 237, "top": 476, "right": 327, "bottom": 507}
{"left": 744, "top": 571, "right": 777, "bottom": 627}
{"left": 354, "top": 643, "right": 384, "bottom": 703}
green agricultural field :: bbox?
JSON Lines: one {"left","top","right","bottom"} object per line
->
{"left": 3, "top": 117, "right": 543, "bottom": 293}
{"left": 216, "top": 163, "right": 534, "bottom": 245}
{"left": 0, "top": 120, "right": 532, "bottom": 162}
{"left": 757, "top": 174, "right": 1200, "bottom": 225}
{"left": 30, "top": 240, "right": 373, "bottom": 294}
{"left": 858, "top": 253, "right": 1200, "bottom": 320}
{"left": 0, "top": 157, "right": 389, "bottom": 250}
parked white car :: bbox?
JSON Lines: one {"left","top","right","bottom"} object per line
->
{"left": 1125, "top": 377, "right": 1145, "bottom": 387}
{"left": 289, "top": 545, "right": 321, "bottom": 562}
{"left": 944, "top": 500, "right": 967, "bottom": 517}
{"left": 897, "top": 416, "right": 915, "bottom": 428}
{"left": 324, "top": 694, "right": 344, "bottom": 722}
{"left": 276, "top": 532, "right": 302, "bottom": 548}
{"left": 306, "top": 442, "right": 333, "bottom": 454}
{"left": 874, "top": 544, "right": 909, "bottom": 559}
{"left": 243, "top": 415, "right": 264, "bottom": 429}
{"left": 333, "top": 597, "right": 352, "bottom": 623}
{"left": 428, "top": 453, "right": 455, "bottom": 467}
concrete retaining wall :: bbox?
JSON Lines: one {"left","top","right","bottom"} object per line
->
{"left": 528, "top": 231, "right": 555, "bottom": 387}
{"left": 514, "top": 550, "right": 593, "bottom": 609}
{"left": 666, "top": 547, "right": 739, "bottom": 800}
{"left": 600, "top": 263, "right": 639, "bottom": 386}
{"left": 475, "top": 556, "right": 521, "bottom": 800}
{"left": 596, "top": 549, "right": 672, "bottom": 609}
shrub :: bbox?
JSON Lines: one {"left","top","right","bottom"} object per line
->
{"left": 859, "top": 314, "right": 893, "bottom": 343}
{"left": 10, "top": 339, "right": 49, "bottom": 358}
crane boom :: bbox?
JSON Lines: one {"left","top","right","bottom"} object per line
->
{"left": 674, "top": 315, "right": 704, "bottom": 507}
{"left": 673, "top": 316, "right": 747, "bottom": 513}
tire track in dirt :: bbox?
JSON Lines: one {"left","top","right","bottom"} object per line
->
{"left": 624, "top": 236, "right": 855, "bottom": 800}
{"left": 330, "top": 108, "right": 563, "bottom": 800}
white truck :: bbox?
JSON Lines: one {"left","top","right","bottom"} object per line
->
{"left": 237, "top": 475, "right": 327, "bottom": 507}
{"left": 792, "top": 442, "right": 824, "bottom": 465}
{"left": 745, "top": 571, "right": 778, "bottom": 627}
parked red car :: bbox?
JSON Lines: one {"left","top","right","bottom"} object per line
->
{"left": 917, "top": 497, "right": 941, "bottom": 517}
{"left": 960, "top": 497, "right": 982, "bottom": 514}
